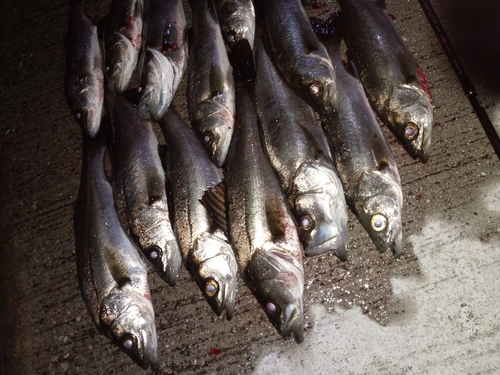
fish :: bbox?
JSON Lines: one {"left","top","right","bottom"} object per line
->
{"left": 317, "top": 18, "right": 403, "bottom": 257}
{"left": 158, "top": 108, "right": 238, "bottom": 320}
{"left": 74, "top": 124, "right": 158, "bottom": 370}
{"left": 337, "top": 0, "right": 433, "bottom": 162}
{"left": 104, "top": 0, "right": 144, "bottom": 93}
{"left": 254, "top": 0, "right": 337, "bottom": 116}
{"left": 254, "top": 37, "right": 349, "bottom": 260}
{"left": 106, "top": 92, "right": 182, "bottom": 286}
{"left": 137, "top": 0, "right": 188, "bottom": 120}
{"left": 213, "top": 0, "right": 255, "bottom": 78}
{"left": 187, "top": 0, "right": 236, "bottom": 167}
{"left": 221, "top": 81, "right": 305, "bottom": 342}
{"left": 64, "top": 0, "right": 104, "bottom": 138}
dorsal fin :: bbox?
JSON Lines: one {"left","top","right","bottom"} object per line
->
{"left": 200, "top": 182, "right": 228, "bottom": 235}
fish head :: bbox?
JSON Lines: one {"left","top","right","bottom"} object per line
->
{"left": 291, "top": 163, "right": 348, "bottom": 260}
{"left": 105, "top": 32, "right": 137, "bottom": 94}
{"left": 137, "top": 49, "right": 175, "bottom": 121}
{"left": 245, "top": 247, "right": 305, "bottom": 343}
{"left": 190, "top": 231, "right": 238, "bottom": 320}
{"left": 100, "top": 291, "right": 158, "bottom": 370}
{"left": 292, "top": 54, "right": 337, "bottom": 116}
{"left": 356, "top": 170, "right": 403, "bottom": 257}
{"left": 218, "top": 0, "right": 255, "bottom": 49}
{"left": 66, "top": 67, "right": 104, "bottom": 138}
{"left": 193, "top": 104, "right": 234, "bottom": 167}
{"left": 388, "top": 84, "right": 433, "bottom": 163}
{"left": 133, "top": 204, "right": 182, "bottom": 286}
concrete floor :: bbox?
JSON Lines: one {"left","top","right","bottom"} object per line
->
{"left": 0, "top": 1, "right": 499, "bottom": 374}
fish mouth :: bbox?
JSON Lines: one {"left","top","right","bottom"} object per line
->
{"left": 390, "top": 230, "right": 403, "bottom": 259}
{"left": 162, "top": 239, "right": 183, "bottom": 286}
{"left": 304, "top": 231, "right": 347, "bottom": 261}
{"left": 279, "top": 304, "right": 305, "bottom": 343}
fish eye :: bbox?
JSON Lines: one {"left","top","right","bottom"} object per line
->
{"left": 202, "top": 131, "right": 214, "bottom": 146}
{"left": 266, "top": 301, "right": 278, "bottom": 315}
{"left": 299, "top": 214, "right": 314, "bottom": 231}
{"left": 309, "top": 82, "right": 323, "bottom": 97}
{"left": 370, "top": 214, "right": 387, "bottom": 231}
{"left": 120, "top": 334, "right": 138, "bottom": 353}
{"left": 226, "top": 31, "right": 237, "bottom": 45}
{"left": 74, "top": 111, "right": 83, "bottom": 121}
{"left": 403, "top": 123, "right": 419, "bottom": 140}
{"left": 146, "top": 245, "right": 162, "bottom": 263}
{"left": 205, "top": 279, "right": 218, "bottom": 297}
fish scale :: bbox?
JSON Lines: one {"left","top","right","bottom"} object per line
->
{"left": 224, "top": 82, "right": 304, "bottom": 343}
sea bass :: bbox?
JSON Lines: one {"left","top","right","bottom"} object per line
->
{"left": 187, "top": 0, "right": 235, "bottom": 167}
{"left": 64, "top": 0, "right": 104, "bottom": 137}
{"left": 159, "top": 108, "right": 237, "bottom": 320}
{"left": 106, "top": 92, "right": 182, "bottom": 285}
{"left": 254, "top": 0, "right": 337, "bottom": 116}
{"left": 254, "top": 37, "right": 348, "bottom": 260}
{"left": 74, "top": 125, "right": 158, "bottom": 370}
{"left": 137, "top": 0, "right": 188, "bottom": 120}
{"left": 337, "top": 0, "right": 433, "bottom": 162}
{"left": 223, "top": 82, "right": 305, "bottom": 342}
{"left": 318, "top": 20, "right": 403, "bottom": 257}
{"left": 104, "top": 0, "right": 144, "bottom": 93}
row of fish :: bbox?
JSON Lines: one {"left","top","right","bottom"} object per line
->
{"left": 66, "top": 0, "right": 434, "bottom": 370}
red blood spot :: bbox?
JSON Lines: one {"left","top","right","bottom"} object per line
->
{"left": 144, "top": 291, "right": 151, "bottom": 300}
{"left": 415, "top": 193, "right": 422, "bottom": 200}
{"left": 440, "top": 35, "right": 447, "bottom": 44}
{"left": 416, "top": 66, "right": 433, "bottom": 104}
{"left": 209, "top": 347, "right": 221, "bottom": 357}
{"left": 388, "top": 13, "right": 396, "bottom": 20}
{"left": 312, "top": 2, "right": 327, "bottom": 9}
{"left": 373, "top": 134, "right": 378, "bottom": 138}
{"left": 171, "top": 42, "right": 178, "bottom": 52}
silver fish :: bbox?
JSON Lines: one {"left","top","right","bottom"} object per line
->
{"left": 254, "top": 37, "right": 348, "bottom": 260}
{"left": 64, "top": 0, "right": 104, "bottom": 137}
{"left": 74, "top": 126, "right": 158, "bottom": 370}
{"left": 254, "top": 0, "right": 337, "bottom": 116}
{"left": 137, "top": 0, "right": 188, "bottom": 120}
{"left": 338, "top": 0, "right": 433, "bottom": 162}
{"left": 187, "top": 0, "right": 235, "bottom": 167}
{"left": 223, "top": 82, "right": 305, "bottom": 343}
{"left": 321, "top": 28, "right": 403, "bottom": 257}
{"left": 104, "top": 0, "right": 144, "bottom": 93}
{"left": 106, "top": 93, "right": 182, "bottom": 286}
{"left": 158, "top": 108, "right": 237, "bottom": 320}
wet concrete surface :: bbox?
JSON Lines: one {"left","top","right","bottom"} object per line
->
{"left": 0, "top": 1, "right": 499, "bottom": 374}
